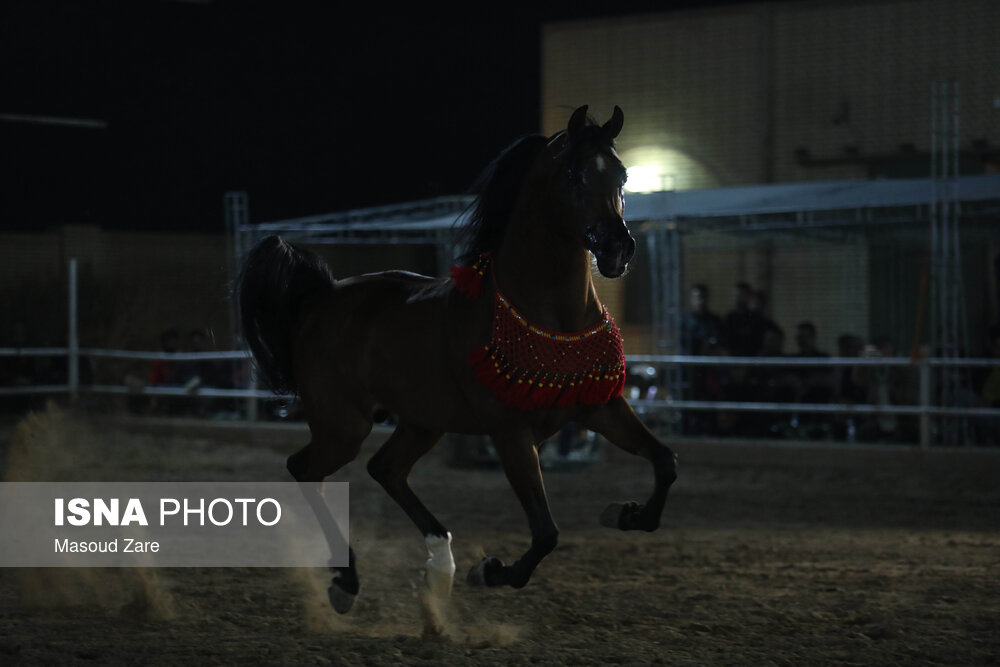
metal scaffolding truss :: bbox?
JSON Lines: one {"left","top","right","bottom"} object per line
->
{"left": 634, "top": 173, "right": 1000, "bottom": 353}
{"left": 931, "top": 78, "right": 971, "bottom": 444}
{"left": 227, "top": 173, "right": 1000, "bottom": 355}
{"left": 238, "top": 195, "right": 473, "bottom": 246}
{"left": 227, "top": 175, "right": 1000, "bottom": 250}
{"left": 223, "top": 169, "right": 999, "bottom": 442}
{"left": 628, "top": 174, "right": 1000, "bottom": 234}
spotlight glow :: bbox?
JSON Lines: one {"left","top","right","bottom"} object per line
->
{"left": 625, "top": 165, "right": 674, "bottom": 193}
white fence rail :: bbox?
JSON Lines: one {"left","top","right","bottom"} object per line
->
{"left": 3, "top": 259, "right": 997, "bottom": 448}
{"left": 3, "top": 344, "right": 998, "bottom": 448}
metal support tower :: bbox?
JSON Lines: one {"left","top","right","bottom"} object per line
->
{"left": 224, "top": 191, "right": 250, "bottom": 347}
{"left": 224, "top": 191, "right": 257, "bottom": 420}
{"left": 646, "top": 221, "right": 684, "bottom": 431}
{"left": 930, "top": 78, "right": 970, "bottom": 444}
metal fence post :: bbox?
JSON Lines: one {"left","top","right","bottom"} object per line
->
{"left": 68, "top": 258, "right": 79, "bottom": 405}
{"left": 919, "top": 359, "right": 931, "bottom": 449}
{"left": 247, "top": 365, "right": 259, "bottom": 422}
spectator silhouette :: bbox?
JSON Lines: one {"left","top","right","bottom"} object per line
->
{"left": 835, "top": 333, "right": 866, "bottom": 403}
{"left": 792, "top": 321, "right": 834, "bottom": 438}
{"left": 149, "top": 329, "right": 181, "bottom": 386}
{"left": 832, "top": 333, "right": 866, "bottom": 441}
{"left": 854, "top": 335, "right": 904, "bottom": 442}
{"left": 746, "top": 322, "right": 796, "bottom": 437}
{"left": 684, "top": 338, "right": 729, "bottom": 436}
{"left": 973, "top": 325, "right": 1000, "bottom": 444}
{"left": 147, "top": 329, "right": 182, "bottom": 416}
{"left": 979, "top": 325, "right": 1000, "bottom": 408}
{"left": 716, "top": 357, "right": 755, "bottom": 437}
{"left": 681, "top": 284, "right": 724, "bottom": 436}
{"left": 749, "top": 289, "right": 777, "bottom": 336}
{"left": 178, "top": 328, "right": 229, "bottom": 389}
{"left": 795, "top": 322, "right": 820, "bottom": 356}
{"left": 716, "top": 313, "right": 784, "bottom": 437}
{"left": 681, "top": 284, "right": 723, "bottom": 355}
{"left": 723, "top": 281, "right": 766, "bottom": 356}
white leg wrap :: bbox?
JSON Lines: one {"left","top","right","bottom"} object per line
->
{"left": 424, "top": 532, "right": 456, "bottom": 598}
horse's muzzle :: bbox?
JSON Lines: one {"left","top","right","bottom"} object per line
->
{"left": 595, "top": 235, "right": 635, "bottom": 279}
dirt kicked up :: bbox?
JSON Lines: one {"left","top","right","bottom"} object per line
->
{"left": 1, "top": 405, "right": 998, "bottom": 666}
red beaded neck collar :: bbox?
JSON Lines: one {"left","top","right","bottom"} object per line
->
{"left": 451, "top": 253, "right": 626, "bottom": 410}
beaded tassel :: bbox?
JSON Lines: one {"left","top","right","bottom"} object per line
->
{"left": 449, "top": 254, "right": 490, "bottom": 299}
{"left": 453, "top": 254, "right": 626, "bottom": 411}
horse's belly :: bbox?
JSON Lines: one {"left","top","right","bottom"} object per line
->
{"left": 355, "top": 293, "right": 478, "bottom": 426}
{"left": 300, "top": 275, "right": 497, "bottom": 432}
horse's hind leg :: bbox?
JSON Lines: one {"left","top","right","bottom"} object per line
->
{"left": 582, "top": 396, "right": 677, "bottom": 532}
{"left": 366, "top": 423, "right": 455, "bottom": 597}
{"left": 287, "top": 412, "right": 371, "bottom": 614}
{"left": 467, "top": 430, "right": 558, "bottom": 589}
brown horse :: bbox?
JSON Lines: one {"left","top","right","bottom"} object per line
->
{"left": 238, "top": 105, "right": 677, "bottom": 613}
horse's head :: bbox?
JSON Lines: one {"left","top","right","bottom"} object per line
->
{"left": 542, "top": 105, "right": 635, "bottom": 278}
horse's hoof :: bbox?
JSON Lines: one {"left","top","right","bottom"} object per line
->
{"left": 328, "top": 580, "right": 357, "bottom": 614}
{"left": 424, "top": 533, "right": 456, "bottom": 599}
{"left": 599, "top": 501, "right": 651, "bottom": 530}
{"left": 425, "top": 565, "right": 454, "bottom": 598}
{"left": 466, "top": 557, "right": 503, "bottom": 587}
{"left": 599, "top": 502, "right": 630, "bottom": 528}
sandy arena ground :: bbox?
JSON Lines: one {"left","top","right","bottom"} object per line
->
{"left": 0, "top": 405, "right": 998, "bottom": 666}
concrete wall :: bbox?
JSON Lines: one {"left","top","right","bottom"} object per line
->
{"left": 0, "top": 227, "right": 233, "bottom": 351}
{"left": 0, "top": 227, "right": 437, "bottom": 353}
{"left": 543, "top": 0, "right": 1000, "bottom": 353}
{"left": 543, "top": 0, "right": 1000, "bottom": 186}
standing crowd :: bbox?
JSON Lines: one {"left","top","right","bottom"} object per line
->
{"left": 679, "top": 282, "right": 923, "bottom": 442}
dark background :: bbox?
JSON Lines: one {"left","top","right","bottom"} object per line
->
{"left": 1, "top": 1, "right": 742, "bottom": 233}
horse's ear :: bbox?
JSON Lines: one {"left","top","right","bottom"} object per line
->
{"left": 601, "top": 106, "right": 624, "bottom": 141}
{"left": 568, "top": 105, "right": 589, "bottom": 137}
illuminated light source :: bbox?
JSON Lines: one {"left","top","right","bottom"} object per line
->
{"left": 624, "top": 165, "right": 675, "bottom": 193}
{"left": 621, "top": 144, "right": 719, "bottom": 192}
{"left": 621, "top": 145, "right": 687, "bottom": 193}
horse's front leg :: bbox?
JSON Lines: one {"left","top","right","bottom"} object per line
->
{"left": 582, "top": 396, "right": 677, "bottom": 532}
{"left": 366, "top": 422, "right": 456, "bottom": 598}
{"left": 467, "top": 430, "right": 558, "bottom": 589}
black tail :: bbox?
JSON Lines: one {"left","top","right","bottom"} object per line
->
{"left": 238, "top": 235, "right": 335, "bottom": 394}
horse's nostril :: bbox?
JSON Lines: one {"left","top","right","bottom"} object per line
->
{"left": 624, "top": 237, "right": 636, "bottom": 263}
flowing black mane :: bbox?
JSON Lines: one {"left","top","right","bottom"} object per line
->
{"left": 453, "top": 108, "right": 622, "bottom": 267}
{"left": 453, "top": 133, "right": 550, "bottom": 265}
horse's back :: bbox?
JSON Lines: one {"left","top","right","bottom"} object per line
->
{"left": 354, "top": 269, "right": 439, "bottom": 285}
{"left": 337, "top": 270, "right": 453, "bottom": 307}
{"left": 294, "top": 269, "right": 481, "bottom": 426}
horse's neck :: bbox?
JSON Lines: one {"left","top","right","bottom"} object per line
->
{"left": 494, "top": 218, "right": 603, "bottom": 333}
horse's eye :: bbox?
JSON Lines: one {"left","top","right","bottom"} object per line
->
{"left": 567, "top": 166, "right": 589, "bottom": 189}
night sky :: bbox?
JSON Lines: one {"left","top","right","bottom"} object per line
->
{"left": 1, "top": 1, "right": 740, "bottom": 234}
